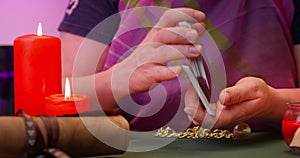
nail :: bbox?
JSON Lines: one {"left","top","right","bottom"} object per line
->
{"left": 184, "top": 108, "right": 195, "bottom": 116}
{"left": 193, "top": 120, "right": 200, "bottom": 125}
{"left": 187, "top": 113, "right": 200, "bottom": 125}
{"left": 189, "top": 45, "right": 202, "bottom": 55}
{"left": 168, "top": 66, "right": 182, "bottom": 76}
{"left": 194, "top": 11, "right": 205, "bottom": 21}
{"left": 185, "top": 30, "right": 198, "bottom": 42}
{"left": 219, "top": 90, "right": 227, "bottom": 104}
{"left": 188, "top": 115, "right": 194, "bottom": 121}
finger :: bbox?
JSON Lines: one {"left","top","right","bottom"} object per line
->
{"left": 184, "top": 107, "right": 204, "bottom": 125}
{"left": 184, "top": 84, "right": 205, "bottom": 124}
{"left": 136, "top": 64, "right": 183, "bottom": 82}
{"left": 153, "top": 44, "right": 203, "bottom": 63}
{"left": 191, "top": 22, "right": 206, "bottom": 36}
{"left": 213, "top": 101, "right": 257, "bottom": 129}
{"left": 168, "top": 66, "right": 183, "bottom": 77}
{"left": 153, "top": 65, "right": 183, "bottom": 81}
{"left": 185, "top": 83, "right": 201, "bottom": 109}
{"left": 188, "top": 115, "right": 200, "bottom": 125}
{"left": 153, "top": 27, "right": 199, "bottom": 44}
{"left": 153, "top": 23, "right": 207, "bottom": 44}
{"left": 219, "top": 80, "right": 262, "bottom": 106}
{"left": 128, "top": 42, "right": 202, "bottom": 67}
{"left": 128, "top": 64, "right": 182, "bottom": 93}
{"left": 157, "top": 8, "right": 205, "bottom": 27}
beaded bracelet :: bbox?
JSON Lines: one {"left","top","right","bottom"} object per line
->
{"left": 17, "top": 110, "right": 45, "bottom": 157}
{"left": 16, "top": 110, "right": 70, "bottom": 158}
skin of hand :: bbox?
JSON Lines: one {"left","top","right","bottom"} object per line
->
{"left": 184, "top": 76, "right": 292, "bottom": 130}
{"left": 63, "top": 8, "right": 207, "bottom": 115}
{"left": 109, "top": 8, "right": 206, "bottom": 98}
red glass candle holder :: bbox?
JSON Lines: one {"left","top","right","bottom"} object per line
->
{"left": 45, "top": 94, "right": 89, "bottom": 116}
{"left": 282, "top": 102, "right": 300, "bottom": 153}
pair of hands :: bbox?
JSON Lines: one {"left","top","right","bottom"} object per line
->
{"left": 112, "top": 8, "right": 282, "bottom": 129}
{"left": 185, "top": 77, "right": 282, "bottom": 129}
{"left": 112, "top": 8, "right": 205, "bottom": 96}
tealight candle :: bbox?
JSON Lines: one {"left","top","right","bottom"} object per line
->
{"left": 45, "top": 78, "right": 89, "bottom": 116}
{"left": 282, "top": 102, "right": 300, "bottom": 154}
{"left": 14, "top": 22, "right": 61, "bottom": 115}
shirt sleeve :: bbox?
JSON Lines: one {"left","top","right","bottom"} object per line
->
{"left": 58, "top": 0, "right": 120, "bottom": 44}
{"left": 292, "top": 0, "right": 300, "bottom": 44}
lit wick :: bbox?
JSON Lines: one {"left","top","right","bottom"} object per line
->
{"left": 37, "top": 22, "right": 43, "bottom": 36}
{"left": 65, "top": 78, "right": 71, "bottom": 100}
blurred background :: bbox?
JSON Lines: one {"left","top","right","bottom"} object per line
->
{"left": 0, "top": 0, "right": 68, "bottom": 114}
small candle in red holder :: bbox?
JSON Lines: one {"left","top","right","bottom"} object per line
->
{"left": 282, "top": 102, "right": 300, "bottom": 147}
{"left": 45, "top": 78, "right": 90, "bottom": 116}
{"left": 282, "top": 120, "right": 300, "bottom": 145}
{"left": 14, "top": 22, "right": 61, "bottom": 115}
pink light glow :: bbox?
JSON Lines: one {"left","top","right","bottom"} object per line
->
{"left": 0, "top": 0, "right": 69, "bottom": 45}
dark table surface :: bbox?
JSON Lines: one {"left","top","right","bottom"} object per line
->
{"left": 91, "top": 131, "right": 299, "bottom": 158}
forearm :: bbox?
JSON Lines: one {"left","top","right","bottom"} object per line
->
{"left": 70, "top": 67, "right": 129, "bottom": 115}
{"left": 94, "top": 68, "right": 122, "bottom": 115}
{"left": 293, "top": 44, "right": 300, "bottom": 85}
{"left": 263, "top": 44, "right": 300, "bottom": 129}
{"left": 0, "top": 116, "right": 129, "bottom": 157}
{"left": 61, "top": 32, "right": 109, "bottom": 78}
{"left": 0, "top": 117, "right": 26, "bottom": 158}
{"left": 56, "top": 116, "right": 129, "bottom": 156}
{"left": 262, "top": 87, "right": 300, "bottom": 130}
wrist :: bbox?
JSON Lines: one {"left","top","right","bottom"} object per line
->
{"left": 95, "top": 68, "right": 124, "bottom": 115}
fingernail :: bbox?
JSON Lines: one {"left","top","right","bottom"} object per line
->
{"left": 187, "top": 115, "right": 193, "bottom": 121}
{"left": 169, "top": 66, "right": 182, "bottom": 76}
{"left": 193, "top": 120, "right": 200, "bottom": 125}
{"left": 219, "top": 90, "right": 226, "bottom": 104}
{"left": 185, "top": 30, "right": 198, "bottom": 41}
{"left": 189, "top": 45, "right": 202, "bottom": 55}
{"left": 184, "top": 108, "right": 195, "bottom": 116}
{"left": 194, "top": 12, "right": 205, "bottom": 21}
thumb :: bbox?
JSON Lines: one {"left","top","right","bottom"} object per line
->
{"left": 219, "top": 77, "right": 262, "bottom": 106}
{"left": 168, "top": 65, "right": 183, "bottom": 77}
{"left": 153, "top": 65, "right": 183, "bottom": 81}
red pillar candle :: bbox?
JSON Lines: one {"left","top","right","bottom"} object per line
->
{"left": 45, "top": 78, "right": 90, "bottom": 116}
{"left": 14, "top": 22, "right": 62, "bottom": 115}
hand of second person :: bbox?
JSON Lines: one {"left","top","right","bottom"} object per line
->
{"left": 184, "top": 77, "right": 284, "bottom": 129}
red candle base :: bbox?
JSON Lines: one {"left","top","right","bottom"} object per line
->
{"left": 45, "top": 94, "right": 89, "bottom": 116}
{"left": 282, "top": 120, "right": 300, "bottom": 145}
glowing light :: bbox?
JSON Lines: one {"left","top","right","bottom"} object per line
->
{"left": 64, "top": 78, "right": 71, "bottom": 99}
{"left": 37, "top": 22, "right": 43, "bottom": 36}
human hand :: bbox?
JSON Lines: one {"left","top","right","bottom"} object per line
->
{"left": 184, "top": 76, "right": 282, "bottom": 129}
{"left": 111, "top": 8, "right": 206, "bottom": 96}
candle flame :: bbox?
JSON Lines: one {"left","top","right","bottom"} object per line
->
{"left": 65, "top": 78, "right": 71, "bottom": 99}
{"left": 37, "top": 22, "right": 43, "bottom": 36}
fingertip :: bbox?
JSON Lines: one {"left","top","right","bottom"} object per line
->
{"left": 189, "top": 45, "right": 203, "bottom": 56}
{"left": 186, "top": 115, "right": 199, "bottom": 125}
{"left": 194, "top": 11, "right": 206, "bottom": 21}
{"left": 168, "top": 65, "right": 183, "bottom": 76}
{"left": 187, "top": 115, "right": 193, "bottom": 121}
{"left": 219, "top": 89, "right": 227, "bottom": 105}
{"left": 193, "top": 120, "right": 200, "bottom": 125}
{"left": 184, "top": 107, "right": 192, "bottom": 115}
{"left": 200, "top": 22, "right": 207, "bottom": 30}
